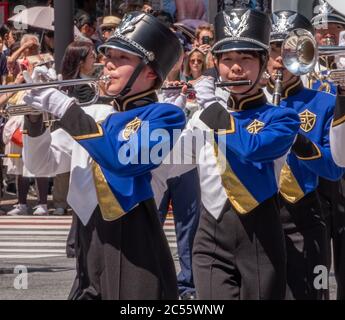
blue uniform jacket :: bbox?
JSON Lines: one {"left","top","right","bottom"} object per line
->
{"left": 198, "top": 91, "right": 301, "bottom": 214}
{"left": 270, "top": 79, "right": 344, "bottom": 203}
{"left": 74, "top": 101, "right": 186, "bottom": 214}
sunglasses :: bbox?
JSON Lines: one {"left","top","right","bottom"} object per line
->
{"left": 190, "top": 59, "right": 203, "bottom": 64}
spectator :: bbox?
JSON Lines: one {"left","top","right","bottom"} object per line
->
{"left": 194, "top": 23, "right": 215, "bottom": 52}
{"left": 54, "top": 41, "right": 101, "bottom": 256}
{"left": 99, "top": 16, "right": 121, "bottom": 42}
{"left": 41, "top": 30, "right": 54, "bottom": 54}
{"left": 75, "top": 13, "right": 95, "bottom": 40}
{"left": 193, "top": 23, "right": 215, "bottom": 69}
{"left": 0, "top": 24, "right": 15, "bottom": 56}
{"left": 183, "top": 48, "right": 206, "bottom": 81}
{"left": 3, "top": 34, "right": 50, "bottom": 216}
{"left": 142, "top": 1, "right": 154, "bottom": 14}
{"left": 5, "top": 42, "right": 21, "bottom": 84}
{"left": 0, "top": 35, "right": 8, "bottom": 85}
{"left": 7, "top": 34, "right": 40, "bottom": 72}
{"left": 61, "top": 41, "right": 97, "bottom": 100}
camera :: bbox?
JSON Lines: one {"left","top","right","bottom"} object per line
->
{"left": 202, "top": 36, "right": 210, "bottom": 45}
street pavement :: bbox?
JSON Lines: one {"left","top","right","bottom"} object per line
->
{"left": 0, "top": 199, "right": 178, "bottom": 300}
{"left": 0, "top": 195, "right": 337, "bottom": 300}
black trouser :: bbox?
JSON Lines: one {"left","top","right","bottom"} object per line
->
{"left": 66, "top": 212, "right": 77, "bottom": 258}
{"left": 280, "top": 191, "right": 328, "bottom": 300}
{"left": 318, "top": 178, "right": 345, "bottom": 300}
{"left": 68, "top": 201, "right": 178, "bottom": 300}
{"left": 155, "top": 168, "right": 201, "bottom": 297}
{"left": 193, "top": 196, "right": 286, "bottom": 300}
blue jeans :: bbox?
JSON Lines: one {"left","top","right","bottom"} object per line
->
{"left": 157, "top": 168, "right": 201, "bottom": 296}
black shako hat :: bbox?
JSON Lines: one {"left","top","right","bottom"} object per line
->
{"left": 98, "top": 11, "right": 182, "bottom": 81}
{"left": 311, "top": 0, "right": 345, "bottom": 28}
{"left": 271, "top": 10, "right": 315, "bottom": 43}
{"left": 212, "top": 8, "right": 271, "bottom": 54}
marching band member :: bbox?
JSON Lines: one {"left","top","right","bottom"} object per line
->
{"left": 309, "top": 0, "right": 345, "bottom": 94}
{"left": 266, "top": 10, "right": 344, "bottom": 299}
{"left": 311, "top": 0, "right": 345, "bottom": 300}
{"left": 328, "top": 55, "right": 345, "bottom": 301}
{"left": 175, "top": 8, "right": 301, "bottom": 299}
{"left": 330, "top": 91, "right": 345, "bottom": 169}
{"left": 22, "top": 12, "right": 185, "bottom": 300}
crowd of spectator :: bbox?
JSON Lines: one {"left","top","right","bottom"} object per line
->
{"left": 0, "top": 1, "right": 215, "bottom": 217}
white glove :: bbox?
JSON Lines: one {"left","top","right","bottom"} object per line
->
{"left": 31, "top": 65, "right": 58, "bottom": 82}
{"left": 23, "top": 88, "right": 76, "bottom": 118}
{"left": 193, "top": 76, "right": 217, "bottom": 109}
{"left": 47, "top": 68, "right": 57, "bottom": 81}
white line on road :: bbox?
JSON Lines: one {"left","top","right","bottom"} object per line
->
{"left": 0, "top": 231, "right": 69, "bottom": 235}
{"left": 0, "top": 220, "right": 72, "bottom": 224}
{"left": 0, "top": 242, "right": 68, "bottom": 247}
{"left": 0, "top": 249, "right": 66, "bottom": 253}
{"left": 0, "top": 225, "right": 71, "bottom": 229}
{"left": 0, "top": 254, "right": 65, "bottom": 259}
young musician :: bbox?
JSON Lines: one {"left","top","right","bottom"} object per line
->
{"left": 266, "top": 10, "right": 344, "bottom": 299}
{"left": 175, "top": 8, "right": 301, "bottom": 299}
{"left": 22, "top": 12, "right": 185, "bottom": 300}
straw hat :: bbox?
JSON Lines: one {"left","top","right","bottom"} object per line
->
{"left": 100, "top": 16, "right": 121, "bottom": 29}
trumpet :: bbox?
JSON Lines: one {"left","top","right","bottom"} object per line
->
{"left": 282, "top": 28, "right": 345, "bottom": 83}
{"left": 0, "top": 104, "right": 42, "bottom": 117}
{"left": 0, "top": 76, "right": 111, "bottom": 117}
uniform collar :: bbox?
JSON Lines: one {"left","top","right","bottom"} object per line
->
{"left": 113, "top": 89, "right": 158, "bottom": 112}
{"left": 267, "top": 77, "right": 304, "bottom": 99}
{"left": 227, "top": 90, "right": 267, "bottom": 111}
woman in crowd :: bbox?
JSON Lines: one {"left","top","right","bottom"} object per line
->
{"left": 3, "top": 34, "right": 49, "bottom": 216}
{"left": 54, "top": 41, "right": 97, "bottom": 257}
{"left": 183, "top": 48, "right": 206, "bottom": 82}
{"left": 193, "top": 23, "right": 215, "bottom": 69}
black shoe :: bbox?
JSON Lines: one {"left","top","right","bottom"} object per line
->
{"left": 179, "top": 291, "right": 196, "bottom": 300}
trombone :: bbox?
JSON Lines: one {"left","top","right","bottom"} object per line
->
{"left": 281, "top": 28, "right": 345, "bottom": 85}
{"left": 0, "top": 76, "right": 111, "bottom": 118}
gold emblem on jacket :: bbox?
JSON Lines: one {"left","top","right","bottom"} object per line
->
{"left": 122, "top": 117, "right": 142, "bottom": 140}
{"left": 299, "top": 109, "right": 316, "bottom": 132}
{"left": 246, "top": 119, "right": 265, "bottom": 134}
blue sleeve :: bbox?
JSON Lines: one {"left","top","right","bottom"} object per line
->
{"left": 223, "top": 108, "right": 300, "bottom": 163}
{"left": 296, "top": 114, "right": 344, "bottom": 181}
{"left": 76, "top": 104, "right": 186, "bottom": 177}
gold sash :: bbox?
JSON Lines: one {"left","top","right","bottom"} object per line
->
{"left": 92, "top": 161, "right": 126, "bottom": 221}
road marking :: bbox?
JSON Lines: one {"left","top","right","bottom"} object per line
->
{"left": 0, "top": 215, "right": 177, "bottom": 258}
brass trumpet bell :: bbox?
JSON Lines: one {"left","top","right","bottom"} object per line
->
{"left": 282, "top": 28, "right": 345, "bottom": 78}
{"left": 282, "top": 29, "right": 318, "bottom": 76}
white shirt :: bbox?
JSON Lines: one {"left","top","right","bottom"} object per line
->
{"left": 23, "top": 104, "right": 115, "bottom": 225}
